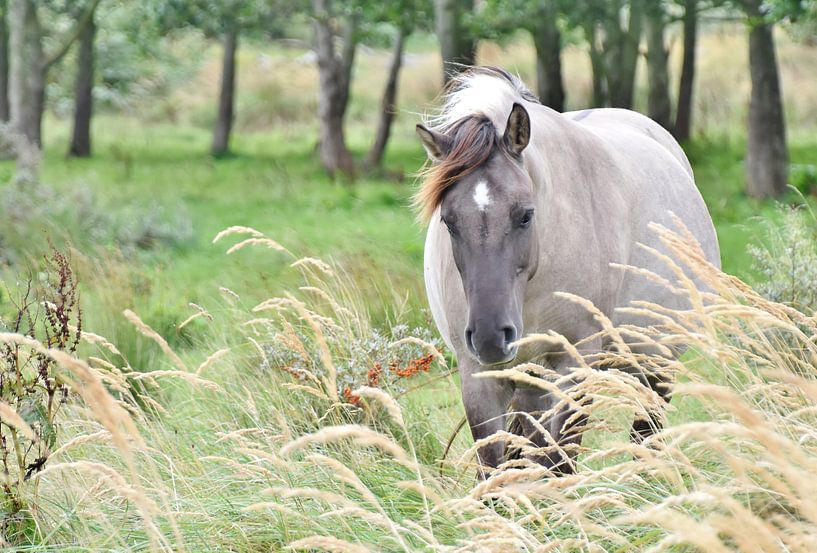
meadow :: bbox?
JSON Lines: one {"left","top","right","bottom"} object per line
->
{"left": 1, "top": 26, "right": 817, "bottom": 551}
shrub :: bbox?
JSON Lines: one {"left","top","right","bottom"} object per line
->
{"left": 748, "top": 204, "right": 817, "bottom": 314}
{"left": 114, "top": 202, "right": 193, "bottom": 255}
{"left": 1, "top": 249, "right": 80, "bottom": 541}
{"left": 213, "top": 228, "right": 447, "bottom": 410}
{"left": 0, "top": 180, "right": 193, "bottom": 268}
{"left": 790, "top": 163, "right": 817, "bottom": 196}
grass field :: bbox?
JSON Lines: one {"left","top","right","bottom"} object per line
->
{"left": 2, "top": 27, "right": 817, "bottom": 550}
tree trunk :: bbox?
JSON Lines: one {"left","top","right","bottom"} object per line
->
{"left": 605, "top": 0, "right": 642, "bottom": 109}
{"left": 532, "top": 3, "right": 565, "bottom": 111}
{"left": 434, "top": 0, "right": 475, "bottom": 85}
{"left": 211, "top": 27, "right": 238, "bottom": 157}
{"left": 365, "top": 27, "right": 405, "bottom": 170}
{"left": 645, "top": 0, "right": 671, "bottom": 130}
{"left": 617, "top": 0, "right": 642, "bottom": 109}
{"left": 745, "top": 8, "right": 788, "bottom": 198}
{"left": 7, "top": 0, "right": 97, "bottom": 156}
{"left": 0, "top": 0, "right": 9, "bottom": 122}
{"left": 602, "top": 0, "right": 623, "bottom": 105}
{"left": 313, "top": 0, "right": 356, "bottom": 179}
{"left": 674, "top": 0, "right": 697, "bottom": 141}
{"left": 586, "top": 21, "right": 608, "bottom": 107}
{"left": 68, "top": 14, "right": 95, "bottom": 157}
{"left": 8, "top": 0, "right": 44, "bottom": 148}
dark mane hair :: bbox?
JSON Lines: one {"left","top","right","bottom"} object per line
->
{"left": 414, "top": 115, "right": 499, "bottom": 221}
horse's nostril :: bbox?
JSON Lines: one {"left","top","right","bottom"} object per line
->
{"left": 465, "top": 329, "right": 475, "bottom": 354}
{"left": 501, "top": 326, "right": 516, "bottom": 347}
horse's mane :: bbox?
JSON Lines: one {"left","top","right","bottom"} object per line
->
{"left": 414, "top": 116, "right": 499, "bottom": 221}
{"left": 415, "top": 67, "right": 539, "bottom": 222}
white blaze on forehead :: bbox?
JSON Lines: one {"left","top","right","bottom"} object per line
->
{"left": 473, "top": 180, "right": 492, "bottom": 211}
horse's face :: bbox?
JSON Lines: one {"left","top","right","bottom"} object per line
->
{"left": 418, "top": 104, "right": 538, "bottom": 366}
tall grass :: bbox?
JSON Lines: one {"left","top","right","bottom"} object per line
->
{"left": 3, "top": 219, "right": 817, "bottom": 551}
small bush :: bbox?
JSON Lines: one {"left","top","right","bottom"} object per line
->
{"left": 219, "top": 227, "right": 448, "bottom": 407}
{"left": 791, "top": 163, "right": 817, "bottom": 196}
{"left": 0, "top": 180, "right": 193, "bottom": 268}
{"left": 115, "top": 202, "right": 193, "bottom": 255}
{"left": 748, "top": 205, "right": 817, "bottom": 314}
{"left": 264, "top": 319, "right": 443, "bottom": 405}
{"left": 1, "top": 249, "right": 80, "bottom": 541}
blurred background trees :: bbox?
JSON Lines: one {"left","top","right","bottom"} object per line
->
{"left": 434, "top": 0, "right": 476, "bottom": 84}
{"left": 151, "top": 0, "right": 286, "bottom": 156}
{"left": 0, "top": 0, "right": 812, "bottom": 196}
{"left": 0, "top": 1, "right": 9, "bottom": 123}
{"left": 740, "top": 0, "right": 789, "bottom": 197}
{"left": 476, "top": 0, "right": 571, "bottom": 111}
{"left": 311, "top": 0, "right": 432, "bottom": 178}
{"left": 7, "top": 0, "right": 99, "bottom": 151}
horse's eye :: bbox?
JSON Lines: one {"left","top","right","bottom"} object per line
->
{"left": 518, "top": 209, "right": 534, "bottom": 229}
{"left": 441, "top": 216, "right": 459, "bottom": 236}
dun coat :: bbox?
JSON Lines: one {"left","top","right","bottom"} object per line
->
{"left": 416, "top": 67, "right": 721, "bottom": 475}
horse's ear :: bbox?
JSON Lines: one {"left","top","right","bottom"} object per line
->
{"left": 504, "top": 103, "right": 530, "bottom": 156}
{"left": 416, "top": 124, "right": 452, "bottom": 162}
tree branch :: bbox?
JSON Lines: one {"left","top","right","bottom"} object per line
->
{"left": 42, "top": 0, "right": 102, "bottom": 70}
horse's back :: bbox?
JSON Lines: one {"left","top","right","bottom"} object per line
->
{"left": 563, "top": 107, "right": 716, "bottom": 261}
{"left": 563, "top": 108, "right": 693, "bottom": 178}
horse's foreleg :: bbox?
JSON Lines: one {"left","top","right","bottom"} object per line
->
{"left": 545, "top": 395, "right": 588, "bottom": 475}
{"left": 508, "top": 387, "right": 554, "bottom": 466}
{"left": 512, "top": 355, "right": 592, "bottom": 475}
{"left": 621, "top": 343, "right": 677, "bottom": 444}
{"left": 630, "top": 370, "right": 672, "bottom": 443}
{"left": 460, "top": 361, "right": 514, "bottom": 478}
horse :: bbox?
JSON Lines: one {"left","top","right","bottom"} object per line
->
{"left": 415, "top": 67, "right": 721, "bottom": 476}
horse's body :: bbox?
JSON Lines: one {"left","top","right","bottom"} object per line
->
{"left": 417, "top": 68, "right": 720, "bottom": 474}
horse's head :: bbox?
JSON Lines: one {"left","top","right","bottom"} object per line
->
{"left": 417, "top": 103, "right": 538, "bottom": 366}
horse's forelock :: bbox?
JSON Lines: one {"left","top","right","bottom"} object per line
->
{"left": 415, "top": 116, "right": 499, "bottom": 222}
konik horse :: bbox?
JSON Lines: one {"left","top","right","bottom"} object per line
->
{"left": 416, "top": 67, "right": 721, "bottom": 475}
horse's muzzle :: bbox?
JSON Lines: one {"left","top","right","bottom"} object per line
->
{"left": 465, "top": 324, "right": 518, "bottom": 366}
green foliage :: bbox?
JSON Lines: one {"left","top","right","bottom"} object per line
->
{"left": 313, "top": 0, "right": 433, "bottom": 47}
{"left": 748, "top": 204, "right": 817, "bottom": 313}
{"left": 733, "top": 0, "right": 817, "bottom": 29}
{"left": 763, "top": 0, "right": 817, "bottom": 23}
{"left": 149, "top": 0, "right": 297, "bottom": 37}
{"left": 474, "top": 0, "right": 574, "bottom": 39}
{"left": 0, "top": 179, "right": 193, "bottom": 268}
{"left": 47, "top": 2, "right": 206, "bottom": 116}
{"left": 783, "top": 0, "right": 817, "bottom": 39}
{"left": 36, "top": 0, "right": 98, "bottom": 38}
{"left": 791, "top": 163, "right": 817, "bottom": 195}
{"left": 366, "top": 0, "right": 434, "bottom": 34}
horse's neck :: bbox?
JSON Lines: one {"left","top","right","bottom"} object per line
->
{"left": 522, "top": 106, "right": 597, "bottom": 230}
{"left": 521, "top": 105, "right": 572, "bottom": 196}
